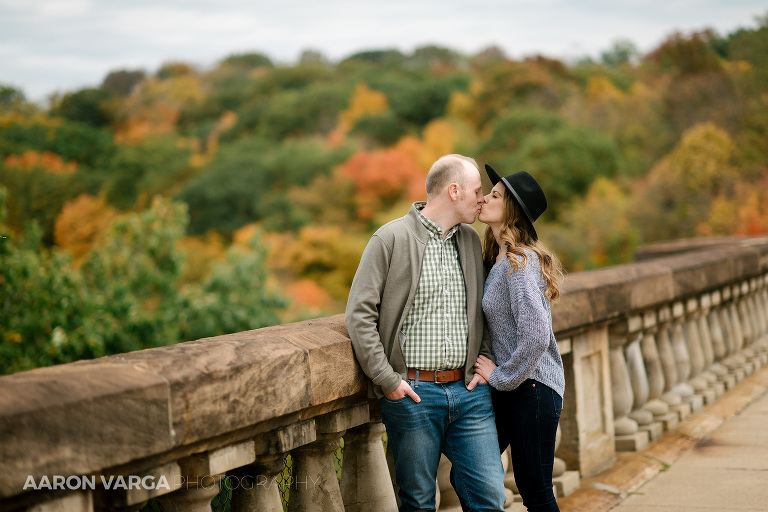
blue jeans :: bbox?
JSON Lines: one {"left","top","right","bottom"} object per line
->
{"left": 493, "top": 380, "right": 562, "bottom": 512}
{"left": 379, "top": 379, "right": 506, "bottom": 512}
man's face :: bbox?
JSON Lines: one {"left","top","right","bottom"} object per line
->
{"left": 457, "top": 165, "right": 485, "bottom": 224}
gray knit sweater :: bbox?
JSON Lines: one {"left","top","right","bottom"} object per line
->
{"left": 482, "top": 249, "right": 565, "bottom": 397}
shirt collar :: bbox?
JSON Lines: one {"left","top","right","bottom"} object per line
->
{"left": 414, "top": 202, "right": 459, "bottom": 240}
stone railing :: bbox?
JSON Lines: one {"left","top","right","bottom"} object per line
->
{"left": 2, "top": 237, "right": 768, "bottom": 512}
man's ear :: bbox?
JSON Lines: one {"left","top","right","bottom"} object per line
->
{"left": 448, "top": 182, "right": 459, "bottom": 201}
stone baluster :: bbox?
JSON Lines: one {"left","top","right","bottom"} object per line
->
{"left": 639, "top": 310, "right": 678, "bottom": 433}
{"left": 608, "top": 317, "right": 648, "bottom": 452}
{"left": 718, "top": 286, "right": 746, "bottom": 382}
{"left": 697, "top": 295, "right": 725, "bottom": 399}
{"left": 750, "top": 278, "right": 766, "bottom": 337}
{"left": 737, "top": 282, "right": 757, "bottom": 365}
{"left": 729, "top": 286, "right": 748, "bottom": 356}
{"left": 682, "top": 298, "right": 716, "bottom": 405}
{"left": 230, "top": 455, "right": 285, "bottom": 512}
{"left": 159, "top": 441, "right": 256, "bottom": 512}
{"left": 340, "top": 417, "right": 398, "bottom": 512}
{"left": 287, "top": 404, "right": 369, "bottom": 512}
{"left": 755, "top": 277, "right": 768, "bottom": 362}
{"left": 747, "top": 278, "right": 768, "bottom": 364}
{"left": 26, "top": 492, "right": 94, "bottom": 512}
{"left": 706, "top": 291, "right": 736, "bottom": 391}
{"left": 654, "top": 306, "right": 688, "bottom": 420}
{"left": 625, "top": 336, "right": 657, "bottom": 441}
{"left": 234, "top": 421, "right": 317, "bottom": 512}
{"left": 94, "top": 462, "right": 181, "bottom": 512}
{"left": 669, "top": 302, "right": 701, "bottom": 412}
{"left": 157, "top": 481, "right": 220, "bottom": 512}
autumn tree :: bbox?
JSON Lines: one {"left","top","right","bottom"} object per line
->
{"left": 338, "top": 148, "right": 426, "bottom": 221}
{"left": 634, "top": 122, "right": 739, "bottom": 241}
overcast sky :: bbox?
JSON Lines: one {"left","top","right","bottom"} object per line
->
{"left": 1, "top": 0, "right": 766, "bottom": 102}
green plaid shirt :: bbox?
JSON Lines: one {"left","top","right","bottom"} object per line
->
{"left": 401, "top": 207, "right": 469, "bottom": 370}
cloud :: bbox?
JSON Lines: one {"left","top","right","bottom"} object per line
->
{"left": 1, "top": 0, "right": 766, "bottom": 101}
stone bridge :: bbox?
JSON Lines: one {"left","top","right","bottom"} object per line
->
{"left": 2, "top": 236, "right": 768, "bottom": 512}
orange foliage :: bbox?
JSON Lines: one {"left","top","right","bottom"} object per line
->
{"left": 4, "top": 150, "right": 77, "bottom": 175}
{"left": 700, "top": 176, "right": 768, "bottom": 236}
{"left": 54, "top": 194, "right": 117, "bottom": 262}
{"left": 338, "top": 148, "right": 426, "bottom": 220}
{"left": 115, "top": 74, "right": 204, "bottom": 142}
{"left": 285, "top": 279, "right": 333, "bottom": 310}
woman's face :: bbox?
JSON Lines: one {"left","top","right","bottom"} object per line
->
{"left": 478, "top": 182, "right": 506, "bottom": 226}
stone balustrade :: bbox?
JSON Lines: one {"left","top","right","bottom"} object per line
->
{"left": 2, "top": 237, "right": 768, "bottom": 512}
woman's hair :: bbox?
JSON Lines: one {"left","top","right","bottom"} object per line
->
{"left": 482, "top": 188, "right": 564, "bottom": 302}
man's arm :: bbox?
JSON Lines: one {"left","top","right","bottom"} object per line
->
{"left": 345, "top": 235, "right": 403, "bottom": 395}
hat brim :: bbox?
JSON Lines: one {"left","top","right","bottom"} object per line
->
{"left": 483, "top": 164, "right": 539, "bottom": 240}
{"left": 484, "top": 163, "right": 502, "bottom": 186}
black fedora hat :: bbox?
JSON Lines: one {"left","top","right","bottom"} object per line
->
{"left": 484, "top": 164, "right": 547, "bottom": 240}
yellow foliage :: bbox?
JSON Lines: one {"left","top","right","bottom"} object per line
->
{"left": 339, "top": 83, "right": 388, "bottom": 127}
{"left": 232, "top": 222, "right": 261, "bottom": 247}
{"left": 267, "top": 225, "right": 367, "bottom": 300}
{"left": 421, "top": 119, "right": 458, "bottom": 167}
{"left": 115, "top": 75, "right": 204, "bottom": 142}
{"left": 585, "top": 76, "right": 624, "bottom": 102}
{"left": 648, "top": 122, "right": 737, "bottom": 193}
{"left": 177, "top": 231, "right": 228, "bottom": 283}
{"left": 54, "top": 194, "right": 117, "bottom": 262}
{"left": 446, "top": 91, "right": 473, "bottom": 119}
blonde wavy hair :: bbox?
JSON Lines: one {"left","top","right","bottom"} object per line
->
{"left": 482, "top": 187, "right": 564, "bottom": 303}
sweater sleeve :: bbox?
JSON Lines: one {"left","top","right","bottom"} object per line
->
{"left": 345, "top": 235, "right": 403, "bottom": 395}
{"left": 488, "top": 259, "right": 551, "bottom": 391}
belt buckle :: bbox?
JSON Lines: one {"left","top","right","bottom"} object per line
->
{"left": 434, "top": 369, "right": 453, "bottom": 383}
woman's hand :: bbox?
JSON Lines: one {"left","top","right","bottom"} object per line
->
{"left": 473, "top": 355, "right": 497, "bottom": 382}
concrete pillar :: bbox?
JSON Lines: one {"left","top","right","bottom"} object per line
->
{"left": 340, "top": 422, "right": 398, "bottom": 512}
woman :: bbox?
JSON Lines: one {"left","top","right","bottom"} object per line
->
{"left": 473, "top": 163, "right": 565, "bottom": 512}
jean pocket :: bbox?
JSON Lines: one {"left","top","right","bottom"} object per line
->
{"left": 552, "top": 389, "right": 563, "bottom": 418}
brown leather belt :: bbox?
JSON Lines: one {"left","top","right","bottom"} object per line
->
{"left": 407, "top": 368, "right": 464, "bottom": 383}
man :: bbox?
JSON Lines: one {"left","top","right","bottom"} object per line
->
{"left": 346, "top": 154, "right": 507, "bottom": 512}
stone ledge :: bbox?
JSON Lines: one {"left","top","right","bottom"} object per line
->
{"left": 0, "top": 316, "right": 366, "bottom": 499}
{"left": 553, "top": 245, "right": 765, "bottom": 335}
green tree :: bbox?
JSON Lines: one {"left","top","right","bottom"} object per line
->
{"left": 101, "top": 69, "right": 146, "bottom": 97}
{"left": 512, "top": 125, "right": 619, "bottom": 217}
{"left": 52, "top": 88, "right": 115, "bottom": 127}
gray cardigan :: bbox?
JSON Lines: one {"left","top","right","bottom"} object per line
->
{"left": 345, "top": 203, "right": 494, "bottom": 398}
{"left": 482, "top": 249, "right": 565, "bottom": 397}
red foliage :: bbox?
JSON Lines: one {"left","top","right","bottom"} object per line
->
{"left": 338, "top": 149, "right": 426, "bottom": 219}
